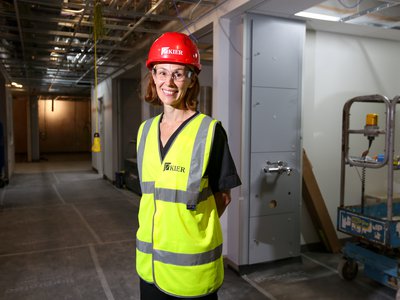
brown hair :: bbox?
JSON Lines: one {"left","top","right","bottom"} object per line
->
{"left": 144, "top": 71, "right": 199, "bottom": 111}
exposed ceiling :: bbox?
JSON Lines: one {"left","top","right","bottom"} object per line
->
{"left": 301, "top": 0, "right": 400, "bottom": 29}
{"left": 0, "top": 0, "right": 219, "bottom": 97}
{"left": 1, "top": 0, "right": 400, "bottom": 99}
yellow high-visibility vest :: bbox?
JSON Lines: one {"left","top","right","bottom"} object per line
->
{"left": 136, "top": 113, "right": 224, "bottom": 297}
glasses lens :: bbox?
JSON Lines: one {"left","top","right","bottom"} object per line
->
{"left": 153, "top": 68, "right": 188, "bottom": 82}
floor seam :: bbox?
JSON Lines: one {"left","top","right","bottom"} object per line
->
{"left": 52, "top": 183, "right": 66, "bottom": 204}
{"left": 301, "top": 253, "right": 338, "bottom": 273}
{"left": 52, "top": 172, "right": 60, "bottom": 185}
{"left": 89, "top": 244, "right": 116, "bottom": 300}
{"left": 0, "top": 239, "right": 135, "bottom": 258}
{"left": 71, "top": 204, "right": 103, "bottom": 244}
{"left": 301, "top": 253, "right": 394, "bottom": 300}
{"left": 241, "top": 274, "right": 277, "bottom": 300}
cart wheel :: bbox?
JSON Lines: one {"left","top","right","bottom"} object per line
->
{"left": 338, "top": 258, "right": 358, "bottom": 281}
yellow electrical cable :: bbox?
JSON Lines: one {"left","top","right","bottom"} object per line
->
{"left": 91, "top": 0, "right": 102, "bottom": 152}
{"left": 94, "top": 27, "right": 98, "bottom": 132}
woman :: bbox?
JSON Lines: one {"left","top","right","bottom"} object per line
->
{"left": 136, "top": 32, "right": 241, "bottom": 299}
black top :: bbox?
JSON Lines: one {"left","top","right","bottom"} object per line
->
{"left": 159, "top": 112, "right": 241, "bottom": 193}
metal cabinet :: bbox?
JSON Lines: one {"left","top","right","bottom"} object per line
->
{"left": 241, "top": 14, "right": 305, "bottom": 265}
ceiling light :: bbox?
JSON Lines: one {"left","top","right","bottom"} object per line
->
{"left": 295, "top": 11, "right": 340, "bottom": 22}
{"left": 61, "top": 8, "right": 84, "bottom": 16}
{"left": 11, "top": 82, "right": 23, "bottom": 88}
{"left": 58, "top": 22, "right": 74, "bottom": 28}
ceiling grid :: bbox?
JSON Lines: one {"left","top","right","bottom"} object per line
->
{"left": 0, "top": 0, "right": 218, "bottom": 97}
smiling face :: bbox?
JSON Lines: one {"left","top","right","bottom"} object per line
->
{"left": 151, "top": 63, "right": 194, "bottom": 109}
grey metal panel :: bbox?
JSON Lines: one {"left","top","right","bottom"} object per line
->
{"left": 251, "top": 16, "right": 304, "bottom": 89}
{"left": 238, "top": 14, "right": 254, "bottom": 266}
{"left": 250, "top": 152, "right": 299, "bottom": 217}
{"left": 249, "top": 213, "right": 300, "bottom": 265}
{"left": 251, "top": 87, "right": 299, "bottom": 153}
{"left": 244, "top": 14, "right": 305, "bottom": 266}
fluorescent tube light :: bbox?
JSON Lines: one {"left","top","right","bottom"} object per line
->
{"left": 295, "top": 11, "right": 340, "bottom": 22}
{"left": 11, "top": 82, "right": 23, "bottom": 88}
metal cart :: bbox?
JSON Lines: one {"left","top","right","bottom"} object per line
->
{"left": 337, "top": 94, "right": 400, "bottom": 297}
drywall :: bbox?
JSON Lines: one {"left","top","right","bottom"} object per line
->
{"left": 302, "top": 29, "right": 400, "bottom": 242}
{"left": 92, "top": 78, "right": 114, "bottom": 179}
{"left": 0, "top": 74, "right": 14, "bottom": 178}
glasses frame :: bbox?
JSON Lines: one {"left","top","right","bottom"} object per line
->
{"left": 152, "top": 67, "right": 193, "bottom": 83}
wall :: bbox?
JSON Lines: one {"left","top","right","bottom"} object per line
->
{"left": 119, "top": 78, "right": 142, "bottom": 164}
{"left": 6, "top": 90, "right": 14, "bottom": 177}
{"left": 302, "top": 29, "right": 400, "bottom": 242}
{"left": 13, "top": 97, "right": 28, "bottom": 156}
{"left": 224, "top": 15, "right": 244, "bottom": 262}
{"left": 38, "top": 99, "right": 91, "bottom": 153}
{"left": 140, "top": 65, "right": 163, "bottom": 121}
{"left": 0, "top": 75, "right": 14, "bottom": 178}
{"left": 92, "top": 78, "right": 115, "bottom": 179}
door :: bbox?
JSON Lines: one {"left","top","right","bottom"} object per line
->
{"left": 97, "top": 97, "right": 105, "bottom": 176}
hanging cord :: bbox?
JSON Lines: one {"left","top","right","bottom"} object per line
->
{"left": 359, "top": 137, "right": 374, "bottom": 213}
{"left": 189, "top": 0, "right": 202, "bottom": 20}
{"left": 171, "top": 0, "right": 241, "bottom": 57}
{"left": 218, "top": 18, "right": 242, "bottom": 57}
{"left": 172, "top": 0, "right": 198, "bottom": 43}
{"left": 360, "top": 166, "right": 366, "bottom": 214}
{"left": 361, "top": 137, "right": 373, "bottom": 158}
{"left": 94, "top": 26, "right": 98, "bottom": 134}
{"left": 94, "top": 0, "right": 104, "bottom": 132}
{"left": 92, "top": 0, "right": 104, "bottom": 152}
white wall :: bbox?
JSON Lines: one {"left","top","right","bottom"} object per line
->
{"left": 198, "top": 65, "right": 213, "bottom": 87}
{"left": 302, "top": 29, "right": 400, "bottom": 243}
{"left": 92, "top": 78, "right": 115, "bottom": 180}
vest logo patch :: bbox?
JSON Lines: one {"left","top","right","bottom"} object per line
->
{"left": 164, "top": 162, "right": 185, "bottom": 173}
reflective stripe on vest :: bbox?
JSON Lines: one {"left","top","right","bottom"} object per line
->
{"left": 135, "top": 113, "right": 224, "bottom": 297}
{"left": 140, "top": 178, "right": 213, "bottom": 206}
{"left": 137, "top": 239, "right": 223, "bottom": 266}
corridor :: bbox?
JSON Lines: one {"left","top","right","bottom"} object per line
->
{"left": 0, "top": 154, "right": 265, "bottom": 300}
{"left": 0, "top": 154, "right": 397, "bottom": 299}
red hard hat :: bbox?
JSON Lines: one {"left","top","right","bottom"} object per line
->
{"left": 146, "top": 32, "right": 201, "bottom": 73}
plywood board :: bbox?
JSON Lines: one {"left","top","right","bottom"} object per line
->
{"left": 302, "top": 150, "right": 342, "bottom": 253}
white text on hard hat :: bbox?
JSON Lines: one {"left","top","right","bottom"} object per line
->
{"left": 161, "top": 47, "right": 183, "bottom": 56}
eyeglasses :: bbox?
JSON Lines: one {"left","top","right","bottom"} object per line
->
{"left": 152, "top": 67, "right": 193, "bottom": 83}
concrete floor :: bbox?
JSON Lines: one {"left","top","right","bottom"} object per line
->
{"left": 0, "top": 154, "right": 397, "bottom": 299}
